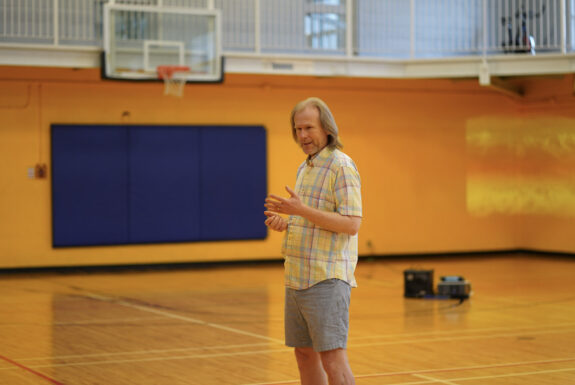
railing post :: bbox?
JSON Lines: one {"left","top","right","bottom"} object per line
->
{"left": 103, "top": 1, "right": 110, "bottom": 55}
{"left": 482, "top": 0, "right": 488, "bottom": 57}
{"left": 410, "top": 0, "right": 415, "bottom": 58}
{"left": 255, "top": 0, "right": 260, "bottom": 54}
{"left": 346, "top": 0, "right": 353, "bottom": 57}
{"left": 53, "top": 0, "right": 59, "bottom": 46}
{"left": 561, "top": 0, "right": 567, "bottom": 53}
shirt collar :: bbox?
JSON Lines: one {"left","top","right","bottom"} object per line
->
{"left": 306, "top": 146, "right": 333, "bottom": 168}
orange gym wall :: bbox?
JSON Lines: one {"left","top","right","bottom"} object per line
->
{"left": 0, "top": 66, "right": 574, "bottom": 269}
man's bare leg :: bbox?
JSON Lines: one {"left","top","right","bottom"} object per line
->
{"left": 294, "top": 347, "right": 328, "bottom": 385}
{"left": 320, "top": 348, "right": 355, "bottom": 385}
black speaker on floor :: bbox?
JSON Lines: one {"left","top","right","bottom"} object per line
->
{"left": 404, "top": 269, "right": 434, "bottom": 298}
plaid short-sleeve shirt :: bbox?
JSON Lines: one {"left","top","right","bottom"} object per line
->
{"left": 282, "top": 147, "right": 362, "bottom": 290}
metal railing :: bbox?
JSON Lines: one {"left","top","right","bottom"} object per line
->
{"left": 0, "top": 0, "right": 573, "bottom": 59}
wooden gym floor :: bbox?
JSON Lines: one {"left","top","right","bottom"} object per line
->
{"left": 0, "top": 252, "right": 574, "bottom": 385}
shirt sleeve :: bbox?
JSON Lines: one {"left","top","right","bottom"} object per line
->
{"left": 334, "top": 162, "right": 362, "bottom": 217}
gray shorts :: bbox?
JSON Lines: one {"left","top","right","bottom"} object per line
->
{"left": 285, "top": 279, "right": 351, "bottom": 352}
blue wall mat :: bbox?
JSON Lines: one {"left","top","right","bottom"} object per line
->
{"left": 129, "top": 126, "right": 201, "bottom": 243}
{"left": 51, "top": 124, "right": 267, "bottom": 247}
{"left": 52, "top": 125, "right": 129, "bottom": 246}
{"left": 199, "top": 126, "right": 268, "bottom": 240}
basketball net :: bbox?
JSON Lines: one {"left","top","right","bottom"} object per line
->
{"left": 157, "top": 66, "right": 190, "bottom": 97}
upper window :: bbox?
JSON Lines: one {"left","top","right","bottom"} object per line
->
{"left": 305, "top": 13, "right": 345, "bottom": 50}
{"left": 309, "top": 0, "right": 342, "bottom": 4}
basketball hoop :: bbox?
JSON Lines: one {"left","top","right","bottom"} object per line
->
{"left": 157, "top": 65, "right": 190, "bottom": 97}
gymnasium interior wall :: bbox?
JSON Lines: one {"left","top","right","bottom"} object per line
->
{"left": 0, "top": 66, "right": 574, "bottom": 269}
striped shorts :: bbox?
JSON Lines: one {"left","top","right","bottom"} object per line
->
{"left": 284, "top": 279, "right": 351, "bottom": 352}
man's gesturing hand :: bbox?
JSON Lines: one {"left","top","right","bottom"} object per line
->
{"left": 264, "top": 211, "right": 288, "bottom": 232}
{"left": 264, "top": 186, "right": 303, "bottom": 216}
{"left": 265, "top": 185, "right": 361, "bottom": 236}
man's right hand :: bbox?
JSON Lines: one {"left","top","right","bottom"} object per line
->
{"left": 264, "top": 211, "right": 288, "bottom": 232}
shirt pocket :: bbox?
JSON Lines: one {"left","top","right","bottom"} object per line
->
{"left": 317, "top": 192, "right": 336, "bottom": 212}
{"left": 300, "top": 182, "right": 336, "bottom": 213}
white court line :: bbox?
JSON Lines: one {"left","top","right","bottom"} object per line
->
{"left": 240, "top": 378, "right": 440, "bottom": 385}
{"left": 84, "top": 292, "right": 285, "bottom": 344}
{"left": 350, "top": 321, "right": 575, "bottom": 341}
{"left": 413, "top": 374, "right": 460, "bottom": 385}
{"left": 447, "top": 367, "right": 575, "bottom": 382}
{"left": 11, "top": 321, "right": 573, "bottom": 364}
{"left": 0, "top": 316, "right": 164, "bottom": 328}
{"left": 0, "top": 348, "right": 292, "bottom": 370}
{"left": 53, "top": 316, "right": 166, "bottom": 325}
{"left": 351, "top": 327, "right": 575, "bottom": 348}
{"left": 7, "top": 320, "right": 574, "bottom": 367}
{"left": 239, "top": 357, "right": 575, "bottom": 385}
{"left": 14, "top": 342, "right": 273, "bottom": 362}
{"left": 362, "top": 368, "right": 575, "bottom": 385}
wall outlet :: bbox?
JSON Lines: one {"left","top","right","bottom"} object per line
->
{"left": 28, "top": 164, "right": 48, "bottom": 179}
{"left": 35, "top": 164, "right": 47, "bottom": 179}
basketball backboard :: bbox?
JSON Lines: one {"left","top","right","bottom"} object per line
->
{"left": 102, "top": 3, "right": 222, "bottom": 83}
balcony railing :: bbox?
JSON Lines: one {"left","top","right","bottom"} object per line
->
{"left": 1, "top": 0, "right": 574, "bottom": 76}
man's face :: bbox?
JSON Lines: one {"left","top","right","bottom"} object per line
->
{"left": 293, "top": 105, "right": 329, "bottom": 156}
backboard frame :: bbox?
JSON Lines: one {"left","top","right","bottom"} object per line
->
{"left": 102, "top": 3, "right": 223, "bottom": 83}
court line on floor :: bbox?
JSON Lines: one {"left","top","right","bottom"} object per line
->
{"left": 4, "top": 323, "right": 573, "bottom": 367}
{"left": 354, "top": 357, "right": 575, "bottom": 381}
{"left": 83, "top": 292, "right": 285, "bottom": 344}
{"left": 446, "top": 366, "right": 575, "bottom": 382}
{"left": 0, "top": 316, "right": 169, "bottom": 329}
{"left": 12, "top": 343, "right": 275, "bottom": 363}
{"left": 239, "top": 357, "right": 575, "bottom": 385}
{"left": 351, "top": 327, "right": 575, "bottom": 348}
{"left": 53, "top": 316, "right": 166, "bottom": 325}
{"left": 0, "top": 354, "right": 67, "bottom": 385}
{"left": 0, "top": 348, "right": 292, "bottom": 370}
{"left": 350, "top": 321, "right": 575, "bottom": 341}
{"left": 412, "top": 374, "right": 459, "bottom": 385}
{"left": 355, "top": 367, "right": 575, "bottom": 385}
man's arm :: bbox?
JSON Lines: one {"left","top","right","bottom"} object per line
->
{"left": 295, "top": 204, "right": 361, "bottom": 236}
{"left": 265, "top": 186, "right": 361, "bottom": 236}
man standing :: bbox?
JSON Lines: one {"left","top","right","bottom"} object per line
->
{"left": 264, "top": 97, "right": 362, "bottom": 385}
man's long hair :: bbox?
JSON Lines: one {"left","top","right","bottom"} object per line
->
{"left": 290, "top": 97, "right": 343, "bottom": 150}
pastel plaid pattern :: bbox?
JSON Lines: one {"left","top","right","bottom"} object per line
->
{"left": 282, "top": 147, "right": 362, "bottom": 290}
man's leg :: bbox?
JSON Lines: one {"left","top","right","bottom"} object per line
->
{"left": 294, "top": 347, "right": 328, "bottom": 385}
{"left": 320, "top": 348, "right": 355, "bottom": 385}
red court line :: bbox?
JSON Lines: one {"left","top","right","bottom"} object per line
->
{"left": 0, "top": 354, "right": 67, "bottom": 385}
